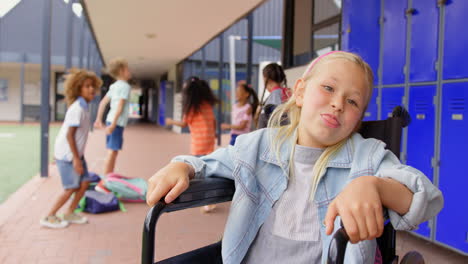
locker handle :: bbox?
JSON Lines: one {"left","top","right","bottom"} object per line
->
{"left": 405, "top": 8, "right": 416, "bottom": 16}
{"left": 437, "top": 0, "right": 447, "bottom": 6}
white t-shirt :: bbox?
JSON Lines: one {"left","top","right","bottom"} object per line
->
{"left": 54, "top": 97, "right": 91, "bottom": 161}
{"left": 243, "top": 144, "right": 324, "bottom": 264}
{"left": 105, "top": 80, "right": 131, "bottom": 127}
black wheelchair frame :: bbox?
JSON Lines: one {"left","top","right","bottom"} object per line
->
{"left": 142, "top": 107, "right": 418, "bottom": 264}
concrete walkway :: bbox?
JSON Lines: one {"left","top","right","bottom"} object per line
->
{"left": 0, "top": 123, "right": 466, "bottom": 263}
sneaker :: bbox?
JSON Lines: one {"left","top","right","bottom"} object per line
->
{"left": 63, "top": 213, "right": 88, "bottom": 224}
{"left": 40, "top": 215, "right": 69, "bottom": 229}
{"left": 95, "top": 180, "right": 111, "bottom": 194}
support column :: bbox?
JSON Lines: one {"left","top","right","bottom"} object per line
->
{"left": 40, "top": 0, "right": 52, "bottom": 177}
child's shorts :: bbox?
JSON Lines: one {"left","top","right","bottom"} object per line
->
{"left": 56, "top": 157, "right": 91, "bottom": 190}
{"left": 106, "top": 122, "right": 124, "bottom": 151}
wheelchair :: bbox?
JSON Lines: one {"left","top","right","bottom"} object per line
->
{"left": 142, "top": 106, "right": 425, "bottom": 264}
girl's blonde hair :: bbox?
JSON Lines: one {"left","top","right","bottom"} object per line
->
{"left": 268, "top": 51, "right": 374, "bottom": 199}
{"left": 107, "top": 57, "right": 128, "bottom": 79}
{"left": 64, "top": 68, "right": 103, "bottom": 106}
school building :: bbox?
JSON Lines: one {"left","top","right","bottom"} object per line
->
{"left": 0, "top": 0, "right": 467, "bottom": 258}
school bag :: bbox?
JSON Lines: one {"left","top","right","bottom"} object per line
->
{"left": 104, "top": 173, "right": 148, "bottom": 202}
{"left": 87, "top": 171, "right": 102, "bottom": 190}
{"left": 75, "top": 190, "right": 126, "bottom": 214}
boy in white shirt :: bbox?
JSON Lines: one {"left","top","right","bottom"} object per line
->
{"left": 40, "top": 69, "right": 102, "bottom": 228}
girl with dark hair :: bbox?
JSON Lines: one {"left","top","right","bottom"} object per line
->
{"left": 221, "top": 82, "right": 259, "bottom": 145}
{"left": 166, "top": 76, "right": 219, "bottom": 156}
{"left": 257, "top": 63, "right": 291, "bottom": 128}
{"left": 165, "top": 76, "right": 219, "bottom": 212}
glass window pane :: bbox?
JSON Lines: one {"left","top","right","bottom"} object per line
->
{"left": 314, "top": 0, "right": 342, "bottom": 23}
{"left": 312, "top": 23, "right": 340, "bottom": 57}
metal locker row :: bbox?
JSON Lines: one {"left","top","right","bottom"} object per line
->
{"left": 343, "top": 0, "right": 468, "bottom": 253}
{"left": 363, "top": 88, "right": 379, "bottom": 121}
{"left": 383, "top": 0, "right": 468, "bottom": 84}
{"left": 437, "top": 82, "right": 468, "bottom": 252}
{"left": 406, "top": 85, "right": 436, "bottom": 238}
{"left": 377, "top": 86, "right": 434, "bottom": 239}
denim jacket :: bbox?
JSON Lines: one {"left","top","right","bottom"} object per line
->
{"left": 172, "top": 128, "right": 443, "bottom": 264}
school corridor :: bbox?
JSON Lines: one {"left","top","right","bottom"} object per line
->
{"left": 0, "top": 123, "right": 465, "bottom": 264}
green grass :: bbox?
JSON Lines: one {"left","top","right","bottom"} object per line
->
{"left": 0, "top": 124, "right": 60, "bottom": 204}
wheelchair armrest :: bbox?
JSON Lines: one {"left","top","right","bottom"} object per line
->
{"left": 327, "top": 223, "right": 397, "bottom": 264}
{"left": 142, "top": 177, "right": 235, "bottom": 264}
{"left": 327, "top": 226, "right": 349, "bottom": 264}
{"left": 168, "top": 177, "right": 235, "bottom": 212}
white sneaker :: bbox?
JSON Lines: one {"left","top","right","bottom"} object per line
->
{"left": 63, "top": 213, "right": 88, "bottom": 224}
{"left": 40, "top": 216, "right": 69, "bottom": 229}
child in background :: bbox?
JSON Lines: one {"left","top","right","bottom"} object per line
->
{"left": 146, "top": 51, "right": 443, "bottom": 263}
{"left": 40, "top": 69, "right": 102, "bottom": 228}
{"left": 94, "top": 58, "right": 132, "bottom": 193}
{"left": 257, "top": 63, "right": 291, "bottom": 128}
{"left": 221, "top": 82, "right": 259, "bottom": 145}
{"left": 165, "top": 76, "right": 219, "bottom": 212}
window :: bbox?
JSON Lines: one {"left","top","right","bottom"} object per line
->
{"left": 283, "top": 0, "right": 342, "bottom": 68}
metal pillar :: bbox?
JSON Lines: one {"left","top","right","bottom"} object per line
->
{"left": 229, "top": 35, "right": 241, "bottom": 114}
{"left": 246, "top": 13, "right": 254, "bottom": 86}
{"left": 86, "top": 37, "right": 92, "bottom": 70}
{"left": 201, "top": 47, "right": 206, "bottom": 80}
{"left": 217, "top": 33, "right": 224, "bottom": 146}
{"left": 65, "top": 0, "right": 74, "bottom": 70}
{"left": 79, "top": 18, "right": 85, "bottom": 68}
{"left": 40, "top": 0, "right": 52, "bottom": 177}
{"left": 20, "top": 53, "right": 26, "bottom": 123}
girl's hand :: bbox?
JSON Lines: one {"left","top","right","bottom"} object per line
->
{"left": 324, "top": 176, "right": 384, "bottom": 244}
{"left": 165, "top": 118, "right": 173, "bottom": 126}
{"left": 94, "top": 120, "right": 104, "bottom": 129}
{"left": 105, "top": 124, "right": 116, "bottom": 135}
{"left": 146, "top": 162, "right": 193, "bottom": 206}
{"left": 221, "top": 123, "right": 231, "bottom": 130}
{"left": 73, "top": 158, "right": 84, "bottom": 176}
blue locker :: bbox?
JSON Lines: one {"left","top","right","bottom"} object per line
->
{"left": 382, "top": 0, "right": 407, "bottom": 85}
{"left": 381, "top": 87, "right": 404, "bottom": 118}
{"left": 341, "top": 0, "right": 380, "bottom": 85}
{"left": 437, "top": 82, "right": 468, "bottom": 253}
{"left": 363, "top": 88, "right": 378, "bottom": 121}
{"left": 443, "top": 0, "right": 468, "bottom": 80}
{"left": 407, "top": 85, "right": 436, "bottom": 238}
{"left": 158, "top": 81, "right": 167, "bottom": 126}
{"left": 410, "top": 1, "right": 439, "bottom": 82}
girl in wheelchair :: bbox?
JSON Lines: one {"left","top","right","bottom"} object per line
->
{"left": 147, "top": 51, "right": 443, "bottom": 264}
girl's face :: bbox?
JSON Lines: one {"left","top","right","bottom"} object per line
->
{"left": 236, "top": 85, "right": 249, "bottom": 102}
{"left": 294, "top": 59, "right": 369, "bottom": 148}
{"left": 80, "top": 79, "right": 96, "bottom": 102}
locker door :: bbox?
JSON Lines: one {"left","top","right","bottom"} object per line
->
{"left": 341, "top": 0, "right": 381, "bottom": 85}
{"left": 410, "top": 0, "right": 439, "bottom": 82}
{"left": 407, "top": 85, "right": 436, "bottom": 238}
{"left": 443, "top": 0, "right": 468, "bottom": 79}
{"left": 382, "top": 0, "right": 407, "bottom": 85}
{"left": 437, "top": 82, "right": 468, "bottom": 252}
{"left": 363, "top": 88, "right": 378, "bottom": 121}
{"left": 381, "top": 87, "right": 404, "bottom": 118}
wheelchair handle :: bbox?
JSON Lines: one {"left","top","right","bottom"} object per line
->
{"left": 327, "top": 226, "right": 350, "bottom": 264}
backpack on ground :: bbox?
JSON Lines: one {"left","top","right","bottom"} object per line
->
{"left": 75, "top": 190, "right": 126, "bottom": 214}
{"left": 104, "top": 173, "right": 147, "bottom": 202}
